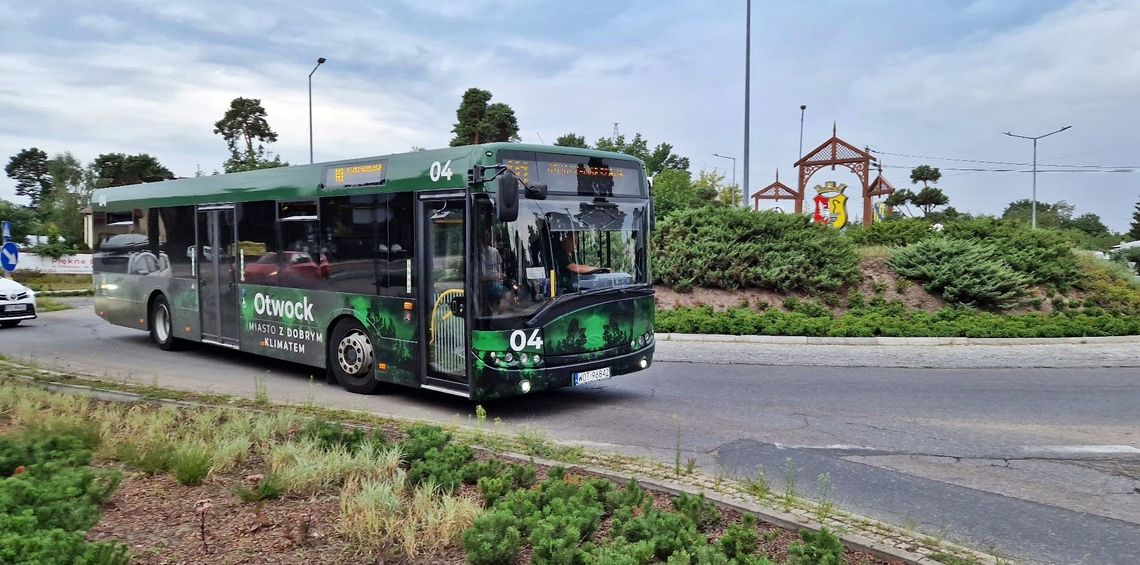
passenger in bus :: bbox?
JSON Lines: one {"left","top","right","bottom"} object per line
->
{"left": 479, "top": 229, "right": 511, "bottom": 314}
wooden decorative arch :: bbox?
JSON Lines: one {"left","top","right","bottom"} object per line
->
{"left": 751, "top": 170, "right": 797, "bottom": 211}
{"left": 793, "top": 125, "right": 892, "bottom": 225}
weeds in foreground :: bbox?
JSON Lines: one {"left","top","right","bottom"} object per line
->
{"left": 744, "top": 465, "right": 770, "bottom": 499}
{"left": 814, "top": 472, "right": 835, "bottom": 523}
{"left": 254, "top": 374, "right": 269, "bottom": 406}
{"left": 782, "top": 457, "right": 799, "bottom": 511}
{"left": 234, "top": 473, "right": 285, "bottom": 502}
{"left": 341, "top": 475, "right": 480, "bottom": 560}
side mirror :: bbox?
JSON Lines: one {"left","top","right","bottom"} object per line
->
{"left": 526, "top": 183, "right": 548, "bottom": 200}
{"left": 496, "top": 170, "right": 520, "bottom": 222}
{"left": 449, "top": 295, "right": 466, "bottom": 317}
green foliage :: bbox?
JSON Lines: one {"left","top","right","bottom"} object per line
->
{"left": 656, "top": 208, "right": 860, "bottom": 292}
{"left": 90, "top": 153, "right": 173, "bottom": 187}
{"left": 400, "top": 424, "right": 452, "bottom": 462}
{"left": 942, "top": 218, "right": 1081, "bottom": 289}
{"left": 213, "top": 97, "right": 288, "bottom": 173}
{"left": 111, "top": 438, "right": 171, "bottom": 475}
{"left": 302, "top": 419, "right": 388, "bottom": 452}
{"left": 408, "top": 444, "right": 474, "bottom": 493}
{"left": 611, "top": 505, "right": 704, "bottom": 561}
{"left": 553, "top": 133, "right": 589, "bottom": 148}
{"left": 1129, "top": 196, "right": 1140, "bottom": 240}
{"left": 671, "top": 492, "right": 722, "bottom": 531}
{"left": 233, "top": 474, "right": 285, "bottom": 502}
{"left": 450, "top": 88, "right": 519, "bottom": 145}
{"left": 909, "top": 165, "right": 942, "bottom": 187}
{"left": 5, "top": 147, "right": 51, "bottom": 207}
{"left": 652, "top": 169, "right": 697, "bottom": 220}
{"left": 0, "top": 430, "right": 127, "bottom": 565}
{"left": 845, "top": 218, "right": 934, "bottom": 247}
{"left": 169, "top": 443, "right": 213, "bottom": 486}
{"left": 463, "top": 509, "right": 524, "bottom": 565}
{"left": 595, "top": 133, "right": 689, "bottom": 176}
{"left": 656, "top": 303, "right": 1140, "bottom": 337}
{"left": 890, "top": 238, "right": 1029, "bottom": 309}
{"left": 718, "top": 514, "right": 760, "bottom": 560}
{"left": 787, "top": 527, "right": 843, "bottom": 565}
{"left": 0, "top": 199, "right": 38, "bottom": 243}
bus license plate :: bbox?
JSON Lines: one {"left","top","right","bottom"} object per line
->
{"left": 573, "top": 367, "right": 611, "bottom": 386}
{"left": 5, "top": 304, "right": 26, "bottom": 312}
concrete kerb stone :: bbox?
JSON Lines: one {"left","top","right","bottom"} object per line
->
{"left": 657, "top": 332, "right": 1140, "bottom": 346}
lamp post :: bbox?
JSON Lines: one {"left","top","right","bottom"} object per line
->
{"left": 798, "top": 104, "right": 807, "bottom": 159}
{"left": 1003, "top": 125, "right": 1071, "bottom": 229}
{"left": 308, "top": 57, "right": 327, "bottom": 164}
{"left": 711, "top": 153, "right": 737, "bottom": 192}
{"left": 742, "top": 0, "right": 751, "bottom": 208}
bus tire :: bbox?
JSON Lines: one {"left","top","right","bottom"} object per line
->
{"left": 329, "top": 318, "right": 382, "bottom": 394}
{"left": 149, "top": 295, "right": 180, "bottom": 351}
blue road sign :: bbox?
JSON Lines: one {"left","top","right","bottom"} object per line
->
{"left": 0, "top": 241, "right": 18, "bottom": 272}
{"left": 1, "top": 220, "right": 10, "bottom": 242}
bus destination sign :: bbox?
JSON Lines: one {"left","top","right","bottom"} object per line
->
{"left": 324, "top": 160, "right": 387, "bottom": 189}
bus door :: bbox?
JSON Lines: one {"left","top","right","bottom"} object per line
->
{"left": 197, "top": 205, "right": 240, "bottom": 348}
{"left": 420, "top": 194, "right": 468, "bottom": 385}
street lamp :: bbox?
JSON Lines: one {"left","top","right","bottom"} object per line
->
{"left": 742, "top": 0, "right": 751, "bottom": 209}
{"left": 308, "top": 57, "right": 327, "bottom": 164}
{"left": 798, "top": 104, "right": 807, "bottom": 159}
{"left": 711, "top": 153, "right": 737, "bottom": 192}
{"left": 1003, "top": 125, "right": 1071, "bottom": 229}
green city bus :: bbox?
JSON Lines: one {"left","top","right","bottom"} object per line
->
{"left": 91, "top": 143, "right": 654, "bottom": 400}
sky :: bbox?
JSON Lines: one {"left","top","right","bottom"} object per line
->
{"left": 1, "top": 0, "right": 1138, "bottom": 231}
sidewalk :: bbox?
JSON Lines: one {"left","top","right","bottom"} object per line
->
{"left": 654, "top": 333, "right": 1140, "bottom": 369}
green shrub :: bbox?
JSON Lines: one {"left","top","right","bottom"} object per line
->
{"left": 233, "top": 474, "right": 285, "bottom": 502}
{"left": 408, "top": 444, "right": 474, "bottom": 493}
{"left": 400, "top": 424, "right": 451, "bottom": 462}
{"left": 787, "top": 527, "right": 843, "bottom": 565}
{"left": 718, "top": 514, "right": 760, "bottom": 559}
{"left": 845, "top": 218, "right": 933, "bottom": 247}
{"left": 301, "top": 419, "right": 387, "bottom": 452}
{"left": 943, "top": 218, "right": 1080, "bottom": 289}
{"left": 611, "top": 506, "right": 704, "bottom": 561}
{"left": 655, "top": 208, "right": 861, "bottom": 292}
{"left": 671, "top": 492, "right": 721, "bottom": 531}
{"left": 462, "top": 509, "right": 523, "bottom": 565}
{"left": 890, "top": 238, "right": 1030, "bottom": 309}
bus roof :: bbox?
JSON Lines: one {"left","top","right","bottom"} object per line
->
{"left": 92, "top": 143, "right": 644, "bottom": 210}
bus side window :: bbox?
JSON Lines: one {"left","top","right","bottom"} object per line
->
{"left": 156, "top": 206, "right": 195, "bottom": 279}
{"left": 277, "top": 201, "right": 324, "bottom": 290}
{"left": 321, "top": 195, "right": 383, "bottom": 295}
{"left": 237, "top": 201, "right": 278, "bottom": 286}
{"left": 384, "top": 192, "right": 415, "bottom": 296}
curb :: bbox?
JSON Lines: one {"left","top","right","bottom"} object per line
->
{"left": 657, "top": 332, "right": 1140, "bottom": 346}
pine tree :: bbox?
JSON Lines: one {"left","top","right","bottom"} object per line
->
{"left": 1129, "top": 196, "right": 1140, "bottom": 240}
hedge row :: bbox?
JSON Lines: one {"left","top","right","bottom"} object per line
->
{"left": 656, "top": 304, "right": 1140, "bottom": 338}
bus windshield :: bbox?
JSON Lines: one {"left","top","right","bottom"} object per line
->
{"left": 474, "top": 196, "right": 649, "bottom": 325}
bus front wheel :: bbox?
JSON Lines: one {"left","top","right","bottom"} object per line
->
{"left": 329, "top": 319, "right": 382, "bottom": 394}
{"left": 149, "top": 295, "right": 181, "bottom": 351}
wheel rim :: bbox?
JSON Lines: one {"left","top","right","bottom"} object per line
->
{"left": 155, "top": 304, "right": 171, "bottom": 343}
{"left": 337, "top": 330, "right": 373, "bottom": 377}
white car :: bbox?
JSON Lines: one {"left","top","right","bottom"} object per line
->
{"left": 0, "top": 277, "right": 36, "bottom": 328}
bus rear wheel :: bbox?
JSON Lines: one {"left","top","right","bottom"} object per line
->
{"left": 329, "top": 319, "right": 382, "bottom": 394}
{"left": 149, "top": 295, "right": 180, "bottom": 351}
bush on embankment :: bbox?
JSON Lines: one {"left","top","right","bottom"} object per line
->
{"left": 656, "top": 300, "right": 1140, "bottom": 338}
{"left": 654, "top": 208, "right": 860, "bottom": 293}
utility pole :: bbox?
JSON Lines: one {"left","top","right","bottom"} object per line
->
{"left": 308, "top": 57, "right": 327, "bottom": 164}
{"left": 743, "top": 0, "right": 751, "bottom": 205}
{"left": 1003, "top": 125, "right": 1071, "bottom": 229}
{"left": 798, "top": 104, "right": 807, "bottom": 159}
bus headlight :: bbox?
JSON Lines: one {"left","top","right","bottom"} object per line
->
{"left": 520, "top": 380, "right": 532, "bottom": 393}
{"left": 520, "top": 353, "right": 529, "bottom": 364}
{"left": 639, "top": 358, "right": 648, "bottom": 369}
{"left": 504, "top": 352, "right": 514, "bottom": 364}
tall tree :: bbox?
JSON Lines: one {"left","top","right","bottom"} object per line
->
{"left": 214, "top": 97, "right": 288, "bottom": 173}
{"left": 5, "top": 148, "right": 51, "bottom": 207}
{"left": 43, "top": 152, "right": 92, "bottom": 246}
{"left": 909, "top": 165, "right": 941, "bottom": 188}
{"left": 884, "top": 189, "right": 917, "bottom": 217}
{"left": 0, "top": 199, "right": 37, "bottom": 243}
{"left": 1129, "top": 196, "right": 1140, "bottom": 240}
{"left": 553, "top": 133, "right": 588, "bottom": 148}
{"left": 910, "top": 186, "right": 950, "bottom": 216}
{"left": 1002, "top": 199, "right": 1074, "bottom": 229}
{"left": 594, "top": 133, "right": 689, "bottom": 176}
{"left": 91, "top": 153, "right": 174, "bottom": 188}
{"left": 1065, "top": 212, "right": 1110, "bottom": 239}
{"left": 449, "top": 88, "right": 519, "bottom": 146}
{"left": 649, "top": 169, "right": 695, "bottom": 220}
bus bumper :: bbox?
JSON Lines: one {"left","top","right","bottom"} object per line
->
{"left": 471, "top": 344, "right": 654, "bottom": 401}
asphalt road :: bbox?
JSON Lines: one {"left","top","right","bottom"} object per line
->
{"left": 3, "top": 304, "right": 1139, "bottom": 564}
